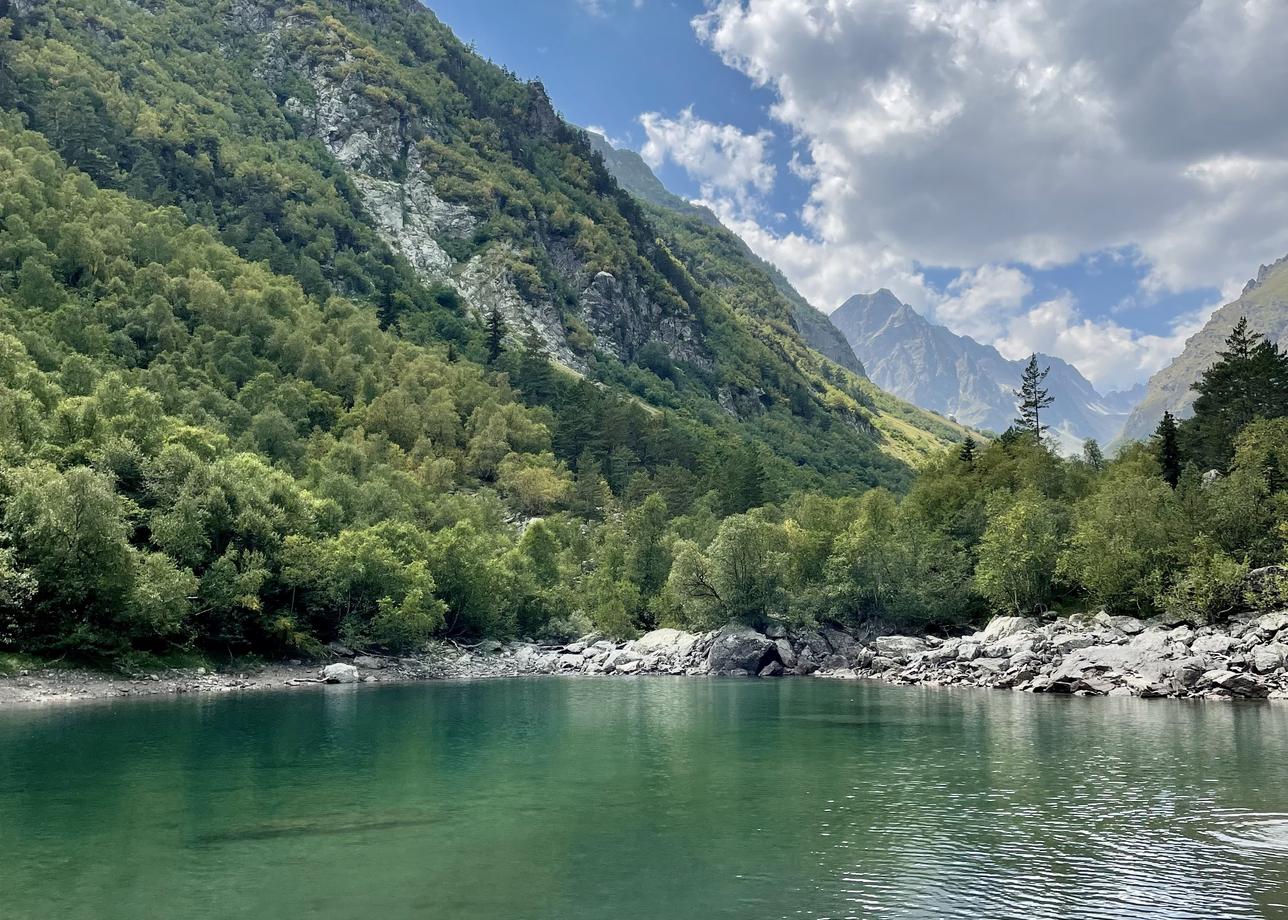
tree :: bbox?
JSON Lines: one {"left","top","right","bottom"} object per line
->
{"left": 825, "top": 489, "right": 973, "bottom": 628}
{"left": 1153, "top": 411, "right": 1181, "bottom": 487}
{"left": 958, "top": 436, "right": 977, "bottom": 466}
{"left": 1180, "top": 318, "right": 1288, "bottom": 470}
{"left": 1014, "top": 354, "right": 1055, "bottom": 438}
{"left": 666, "top": 514, "right": 787, "bottom": 628}
{"left": 485, "top": 307, "right": 506, "bottom": 364}
{"left": 974, "top": 490, "right": 1063, "bottom": 615}
{"left": 1081, "top": 439, "right": 1105, "bottom": 472}
{"left": 1059, "top": 469, "right": 1185, "bottom": 612}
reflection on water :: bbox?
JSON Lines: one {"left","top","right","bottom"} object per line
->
{"left": 2, "top": 679, "right": 1287, "bottom": 920}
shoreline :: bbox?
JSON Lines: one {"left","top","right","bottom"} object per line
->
{"left": 4, "top": 607, "right": 1288, "bottom": 708}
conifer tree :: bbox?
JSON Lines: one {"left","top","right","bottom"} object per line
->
{"left": 1014, "top": 354, "right": 1055, "bottom": 438}
{"left": 1154, "top": 411, "right": 1182, "bottom": 487}
{"left": 485, "top": 307, "right": 506, "bottom": 364}
{"left": 1180, "top": 318, "right": 1288, "bottom": 469}
{"left": 958, "top": 436, "right": 977, "bottom": 466}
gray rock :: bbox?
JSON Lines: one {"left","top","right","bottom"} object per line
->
{"left": 1109, "top": 615, "right": 1146, "bottom": 635}
{"left": 632, "top": 628, "right": 698, "bottom": 660}
{"left": 1197, "top": 669, "right": 1269, "bottom": 698}
{"left": 1051, "top": 633, "right": 1096, "bottom": 653}
{"left": 981, "top": 616, "right": 1038, "bottom": 642}
{"left": 758, "top": 661, "right": 785, "bottom": 678}
{"left": 353, "top": 656, "right": 385, "bottom": 670}
{"left": 615, "top": 659, "right": 641, "bottom": 675}
{"left": 875, "top": 635, "right": 928, "bottom": 662}
{"left": 1192, "top": 634, "right": 1235, "bottom": 656}
{"left": 1168, "top": 625, "right": 1196, "bottom": 647}
{"left": 327, "top": 642, "right": 355, "bottom": 657}
{"left": 820, "top": 626, "right": 860, "bottom": 656}
{"left": 564, "top": 642, "right": 587, "bottom": 655}
{"left": 321, "top": 663, "right": 359, "bottom": 684}
{"left": 604, "top": 648, "right": 643, "bottom": 672}
{"left": 479, "top": 639, "right": 503, "bottom": 655}
{"left": 819, "top": 653, "right": 850, "bottom": 672}
{"left": 774, "top": 638, "right": 797, "bottom": 670}
{"left": 957, "top": 641, "right": 982, "bottom": 661}
{"left": 970, "top": 657, "right": 1008, "bottom": 674}
{"left": 764, "top": 622, "right": 788, "bottom": 640}
{"left": 1253, "top": 611, "right": 1288, "bottom": 639}
{"left": 707, "top": 624, "right": 776, "bottom": 674}
{"left": 1251, "top": 643, "right": 1288, "bottom": 674}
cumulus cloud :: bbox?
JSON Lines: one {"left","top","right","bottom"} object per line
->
{"left": 995, "top": 296, "right": 1211, "bottom": 392}
{"left": 683, "top": 0, "right": 1288, "bottom": 382}
{"left": 933, "top": 265, "right": 1032, "bottom": 343}
{"left": 639, "top": 108, "right": 776, "bottom": 214}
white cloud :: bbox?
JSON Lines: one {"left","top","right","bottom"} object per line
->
{"left": 932, "top": 265, "right": 1032, "bottom": 342}
{"left": 995, "top": 295, "right": 1211, "bottom": 391}
{"left": 639, "top": 108, "right": 776, "bottom": 214}
{"left": 686, "top": 0, "right": 1288, "bottom": 380}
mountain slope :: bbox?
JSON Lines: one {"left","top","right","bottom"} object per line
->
{"left": 585, "top": 130, "right": 867, "bottom": 378}
{"left": 1121, "top": 254, "right": 1288, "bottom": 442}
{"left": 0, "top": 0, "right": 972, "bottom": 497}
{"left": 833, "top": 290, "right": 1141, "bottom": 452}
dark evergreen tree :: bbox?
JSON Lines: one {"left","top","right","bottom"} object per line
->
{"left": 485, "top": 307, "right": 506, "bottom": 364}
{"left": 958, "top": 436, "right": 977, "bottom": 466}
{"left": 1179, "top": 318, "right": 1288, "bottom": 469}
{"left": 723, "top": 442, "right": 768, "bottom": 515}
{"left": 1154, "top": 411, "right": 1182, "bottom": 487}
{"left": 1013, "top": 354, "right": 1054, "bottom": 438}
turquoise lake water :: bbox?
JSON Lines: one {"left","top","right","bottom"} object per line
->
{"left": 2, "top": 677, "right": 1287, "bottom": 919}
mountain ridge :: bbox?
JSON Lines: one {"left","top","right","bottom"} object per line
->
{"left": 1121, "top": 253, "right": 1288, "bottom": 442}
{"left": 832, "top": 289, "right": 1142, "bottom": 453}
{"left": 583, "top": 129, "right": 867, "bottom": 378}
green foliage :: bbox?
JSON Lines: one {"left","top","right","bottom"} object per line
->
{"left": 666, "top": 513, "right": 788, "bottom": 629}
{"left": 825, "top": 489, "right": 972, "bottom": 629}
{"left": 1160, "top": 536, "right": 1248, "bottom": 625}
{"left": 974, "top": 490, "right": 1064, "bottom": 616}
{"left": 1059, "top": 465, "right": 1184, "bottom": 613}
{"left": 1180, "top": 318, "right": 1288, "bottom": 470}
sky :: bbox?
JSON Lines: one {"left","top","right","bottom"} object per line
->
{"left": 427, "top": 0, "right": 1288, "bottom": 392}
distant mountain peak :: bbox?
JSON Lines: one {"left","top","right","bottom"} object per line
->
{"left": 832, "top": 289, "right": 1142, "bottom": 453}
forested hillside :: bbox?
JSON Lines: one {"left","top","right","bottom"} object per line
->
{"left": 0, "top": 0, "right": 1280, "bottom": 671}
{"left": 0, "top": 0, "right": 973, "bottom": 662}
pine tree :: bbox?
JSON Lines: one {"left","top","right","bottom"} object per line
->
{"left": 1180, "top": 317, "right": 1288, "bottom": 469}
{"left": 485, "top": 307, "right": 505, "bottom": 364}
{"left": 1154, "top": 411, "right": 1181, "bottom": 487}
{"left": 958, "top": 436, "right": 977, "bottom": 466}
{"left": 1014, "top": 354, "right": 1055, "bottom": 438}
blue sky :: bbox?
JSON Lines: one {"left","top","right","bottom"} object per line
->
{"left": 428, "top": 1, "right": 1288, "bottom": 391}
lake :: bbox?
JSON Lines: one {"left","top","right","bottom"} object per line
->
{"left": 2, "top": 678, "right": 1287, "bottom": 919}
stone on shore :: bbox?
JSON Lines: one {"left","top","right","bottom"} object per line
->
{"left": 707, "top": 623, "right": 776, "bottom": 674}
{"left": 321, "top": 663, "right": 359, "bottom": 684}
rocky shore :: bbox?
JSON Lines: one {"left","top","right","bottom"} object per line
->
{"left": 5, "top": 605, "right": 1288, "bottom": 705}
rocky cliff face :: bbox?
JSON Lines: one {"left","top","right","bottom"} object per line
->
{"left": 1121, "top": 254, "right": 1288, "bottom": 442}
{"left": 585, "top": 130, "right": 866, "bottom": 377}
{"left": 832, "top": 290, "right": 1142, "bottom": 452}
{"left": 251, "top": 9, "right": 708, "bottom": 373}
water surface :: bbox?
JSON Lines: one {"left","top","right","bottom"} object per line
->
{"left": 2, "top": 678, "right": 1287, "bottom": 919}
